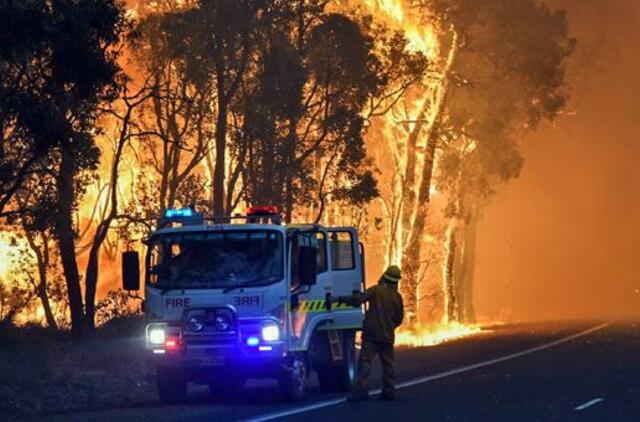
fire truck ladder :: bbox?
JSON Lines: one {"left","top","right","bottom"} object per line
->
{"left": 327, "top": 330, "right": 343, "bottom": 362}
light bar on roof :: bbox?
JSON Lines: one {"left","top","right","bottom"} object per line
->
{"left": 164, "top": 208, "right": 194, "bottom": 219}
{"left": 246, "top": 206, "right": 279, "bottom": 216}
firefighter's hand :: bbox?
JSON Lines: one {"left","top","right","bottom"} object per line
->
{"left": 324, "top": 292, "right": 333, "bottom": 311}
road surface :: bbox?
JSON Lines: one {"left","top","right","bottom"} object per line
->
{"left": 46, "top": 320, "right": 640, "bottom": 421}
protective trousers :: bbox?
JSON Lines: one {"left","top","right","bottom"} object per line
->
{"left": 355, "top": 339, "right": 395, "bottom": 397}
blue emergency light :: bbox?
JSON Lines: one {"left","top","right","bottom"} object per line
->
{"left": 246, "top": 336, "right": 260, "bottom": 346}
{"left": 164, "top": 208, "right": 194, "bottom": 219}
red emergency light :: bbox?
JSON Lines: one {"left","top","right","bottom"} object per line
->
{"left": 246, "top": 205, "right": 279, "bottom": 216}
{"left": 164, "top": 335, "right": 180, "bottom": 350}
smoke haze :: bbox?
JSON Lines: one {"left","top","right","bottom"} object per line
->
{"left": 474, "top": 0, "right": 640, "bottom": 321}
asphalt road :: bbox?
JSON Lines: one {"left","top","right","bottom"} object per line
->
{"left": 47, "top": 320, "right": 640, "bottom": 422}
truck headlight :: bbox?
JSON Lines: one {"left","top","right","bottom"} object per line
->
{"left": 261, "top": 324, "right": 279, "bottom": 342}
{"left": 215, "top": 314, "right": 231, "bottom": 331}
{"left": 149, "top": 327, "right": 166, "bottom": 345}
{"left": 188, "top": 315, "right": 205, "bottom": 332}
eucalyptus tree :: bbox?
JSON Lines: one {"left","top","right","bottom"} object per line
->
{"left": 398, "top": 0, "right": 575, "bottom": 324}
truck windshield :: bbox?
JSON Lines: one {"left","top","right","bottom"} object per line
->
{"left": 147, "top": 230, "right": 284, "bottom": 289}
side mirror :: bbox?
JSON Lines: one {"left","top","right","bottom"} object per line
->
{"left": 298, "top": 245, "right": 317, "bottom": 286}
{"left": 122, "top": 251, "right": 140, "bottom": 291}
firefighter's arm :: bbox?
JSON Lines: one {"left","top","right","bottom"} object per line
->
{"left": 336, "top": 288, "right": 375, "bottom": 307}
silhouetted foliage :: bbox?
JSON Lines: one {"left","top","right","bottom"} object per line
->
{"left": 0, "top": 0, "right": 128, "bottom": 336}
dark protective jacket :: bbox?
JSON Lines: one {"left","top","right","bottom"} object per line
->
{"left": 340, "top": 282, "right": 404, "bottom": 344}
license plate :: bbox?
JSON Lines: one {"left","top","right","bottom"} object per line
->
{"left": 202, "top": 357, "right": 225, "bottom": 366}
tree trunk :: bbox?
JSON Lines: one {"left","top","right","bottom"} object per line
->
{"left": 443, "top": 224, "right": 458, "bottom": 322}
{"left": 84, "top": 109, "right": 128, "bottom": 331}
{"left": 458, "top": 212, "right": 478, "bottom": 323}
{"left": 284, "top": 120, "right": 298, "bottom": 223}
{"left": 21, "top": 220, "right": 59, "bottom": 331}
{"left": 35, "top": 239, "right": 58, "bottom": 331}
{"left": 398, "top": 29, "right": 459, "bottom": 327}
{"left": 84, "top": 244, "right": 100, "bottom": 331}
{"left": 400, "top": 129, "right": 438, "bottom": 325}
{"left": 37, "top": 273, "right": 58, "bottom": 332}
{"left": 84, "top": 226, "right": 111, "bottom": 330}
{"left": 401, "top": 99, "right": 429, "bottom": 244}
{"left": 213, "top": 97, "right": 227, "bottom": 216}
{"left": 285, "top": 171, "right": 294, "bottom": 223}
{"left": 54, "top": 143, "right": 85, "bottom": 336}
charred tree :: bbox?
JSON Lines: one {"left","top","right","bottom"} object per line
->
{"left": 399, "top": 28, "right": 458, "bottom": 325}
{"left": 457, "top": 213, "right": 478, "bottom": 323}
{"left": 402, "top": 0, "right": 575, "bottom": 326}
{"left": 54, "top": 142, "right": 86, "bottom": 335}
{"left": 83, "top": 88, "right": 150, "bottom": 330}
{"left": 399, "top": 122, "right": 440, "bottom": 324}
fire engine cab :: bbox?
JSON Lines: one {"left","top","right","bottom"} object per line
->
{"left": 121, "top": 206, "right": 365, "bottom": 402}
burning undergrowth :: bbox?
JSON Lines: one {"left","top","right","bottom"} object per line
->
{"left": 395, "top": 321, "right": 483, "bottom": 347}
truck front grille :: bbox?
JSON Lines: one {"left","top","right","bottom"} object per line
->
{"left": 183, "top": 333, "right": 238, "bottom": 347}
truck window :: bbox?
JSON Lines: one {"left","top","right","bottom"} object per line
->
{"left": 146, "top": 230, "right": 284, "bottom": 289}
{"left": 316, "top": 232, "right": 327, "bottom": 274}
{"left": 290, "top": 232, "right": 326, "bottom": 291}
{"left": 330, "top": 231, "right": 355, "bottom": 270}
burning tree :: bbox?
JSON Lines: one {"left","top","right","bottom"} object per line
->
{"left": 394, "top": 0, "right": 575, "bottom": 324}
{"left": 0, "top": 0, "right": 576, "bottom": 340}
{"left": 342, "top": 0, "right": 575, "bottom": 326}
{"left": 236, "top": 7, "right": 427, "bottom": 222}
{"left": 0, "top": 0, "right": 129, "bottom": 335}
{"left": 130, "top": 1, "right": 427, "bottom": 223}
{"left": 149, "top": 0, "right": 269, "bottom": 216}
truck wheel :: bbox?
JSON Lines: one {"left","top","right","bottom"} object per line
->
{"left": 334, "top": 331, "right": 357, "bottom": 391}
{"left": 279, "top": 356, "right": 307, "bottom": 401}
{"left": 157, "top": 366, "right": 187, "bottom": 403}
{"left": 317, "top": 331, "right": 356, "bottom": 392}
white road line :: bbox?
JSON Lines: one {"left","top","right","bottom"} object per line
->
{"left": 575, "top": 398, "right": 604, "bottom": 411}
{"left": 241, "top": 321, "right": 613, "bottom": 422}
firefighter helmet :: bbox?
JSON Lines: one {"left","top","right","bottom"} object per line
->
{"left": 382, "top": 265, "right": 402, "bottom": 283}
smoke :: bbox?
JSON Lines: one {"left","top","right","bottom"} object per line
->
{"left": 474, "top": 0, "right": 640, "bottom": 321}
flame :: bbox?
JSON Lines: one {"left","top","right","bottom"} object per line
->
{"left": 0, "top": 234, "right": 10, "bottom": 279}
{"left": 395, "top": 321, "right": 483, "bottom": 347}
{"left": 363, "top": 0, "right": 438, "bottom": 57}
{"left": 2, "top": 0, "right": 485, "bottom": 342}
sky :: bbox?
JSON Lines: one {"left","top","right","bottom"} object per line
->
{"left": 474, "top": 0, "right": 640, "bottom": 321}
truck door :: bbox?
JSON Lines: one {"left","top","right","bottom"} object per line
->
{"left": 288, "top": 229, "right": 331, "bottom": 350}
{"left": 327, "top": 228, "right": 363, "bottom": 298}
{"left": 326, "top": 228, "right": 364, "bottom": 330}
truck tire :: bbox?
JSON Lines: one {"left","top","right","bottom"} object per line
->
{"left": 278, "top": 356, "right": 307, "bottom": 401}
{"left": 317, "top": 331, "right": 356, "bottom": 392}
{"left": 156, "top": 366, "right": 187, "bottom": 403}
{"left": 334, "top": 331, "right": 357, "bottom": 391}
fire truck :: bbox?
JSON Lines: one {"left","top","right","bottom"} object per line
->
{"left": 121, "top": 206, "right": 366, "bottom": 402}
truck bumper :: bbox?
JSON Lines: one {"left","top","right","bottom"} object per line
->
{"left": 149, "top": 342, "right": 287, "bottom": 380}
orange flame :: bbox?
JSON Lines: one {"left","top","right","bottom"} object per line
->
{"left": 2, "top": 0, "right": 484, "bottom": 343}
{"left": 0, "top": 234, "right": 10, "bottom": 279}
{"left": 396, "top": 321, "right": 483, "bottom": 347}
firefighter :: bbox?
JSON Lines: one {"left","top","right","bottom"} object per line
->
{"left": 336, "top": 265, "right": 404, "bottom": 402}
